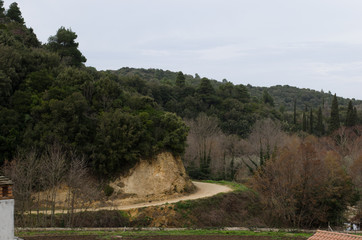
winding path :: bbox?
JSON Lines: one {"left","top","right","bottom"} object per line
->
{"left": 49, "top": 181, "right": 232, "bottom": 214}
{"left": 114, "top": 181, "right": 233, "bottom": 210}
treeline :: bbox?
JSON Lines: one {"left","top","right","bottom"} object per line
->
{"left": 0, "top": 2, "right": 188, "bottom": 177}
{"left": 112, "top": 68, "right": 361, "bottom": 135}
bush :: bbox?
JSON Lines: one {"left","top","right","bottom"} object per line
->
{"left": 103, "top": 184, "right": 114, "bottom": 197}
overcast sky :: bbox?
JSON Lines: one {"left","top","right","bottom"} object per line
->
{"left": 4, "top": 0, "right": 362, "bottom": 99}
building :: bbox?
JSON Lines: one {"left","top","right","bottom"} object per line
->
{"left": 308, "top": 230, "right": 362, "bottom": 240}
{"left": 0, "top": 175, "right": 15, "bottom": 240}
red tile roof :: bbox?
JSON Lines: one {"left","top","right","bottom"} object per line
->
{"left": 308, "top": 230, "right": 362, "bottom": 240}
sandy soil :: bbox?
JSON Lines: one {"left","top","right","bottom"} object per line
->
{"left": 113, "top": 181, "right": 233, "bottom": 210}
{"left": 50, "top": 181, "right": 232, "bottom": 214}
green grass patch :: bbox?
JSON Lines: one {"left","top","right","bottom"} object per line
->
{"left": 17, "top": 229, "right": 313, "bottom": 239}
{"left": 200, "top": 180, "right": 249, "bottom": 191}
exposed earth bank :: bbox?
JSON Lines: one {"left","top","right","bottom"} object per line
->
{"left": 109, "top": 152, "right": 195, "bottom": 206}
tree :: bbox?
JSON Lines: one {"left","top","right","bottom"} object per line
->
{"left": 316, "top": 107, "right": 324, "bottom": 136}
{"left": 184, "top": 113, "right": 221, "bottom": 179}
{"left": 251, "top": 137, "right": 355, "bottom": 227}
{"left": 329, "top": 94, "right": 340, "bottom": 133}
{"left": 41, "top": 143, "right": 67, "bottom": 226}
{"left": 293, "top": 99, "right": 297, "bottom": 125}
{"left": 345, "top": 100, "right": 356, "bottom": 127}
{"left": 309, "top": 108, "right": 313, "bottom": 134}
{"left": 0, "top": 0, "right": 5, "bottom": 18}
{"left": 302, "top": 111, "right": 307, "bottom": 132}
{"left": 48, "top": 27, "right": 86, "bottom": 67}
{"left": 6, "top": 2, "right": 24, "bottom": 24}
{"left": 176, "top": 71, "right": 185, "bottom": 87}
{"left": 262, "top": 90, "right": 274, "bottom": 107}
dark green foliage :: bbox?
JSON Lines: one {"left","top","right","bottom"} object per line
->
{"left": 176, "top": 71, "right": 185, "bottom": 87}
{"left": 103, "top": 185, "right": 114, "bottom": 197}
{"left": 0, "top": 18, "right": 189, "bottom": 178}
{"left": 345, "top": 100, "right": 357, "bottom": 127}
{"left": 316, "top": 107, "right": 324, "bottom": 136}
{"left": 293, "top": 99, "right": 297, "bottom": 125}
{"left": 302, "top": 111, "right": 307, "bottom": 132}
{"left": 47, "top": 27, "right": 86, "bottom": 67}
{"left": 329, "top": 94, "right": 340, "bottom": 133}
{"left": 309, "top": 108, "right": 313, "bottom": 134}
{"left": 6, "top": 2, "right": 24, "bottom": 24}
{"left": 0, "top": 0, "right": 5, "bottom": 18}
{"left": 247, "top": 85, "right": 362, "bottom": 112}
{"left": 262, "top": 90, "right": 274, "bottom": 106}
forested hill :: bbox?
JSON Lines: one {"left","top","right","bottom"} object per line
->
{"left": 1, "top": 2, "right": 360, "bottom": 179}
{"left": 112, "top": 67, "right": 362, "bottom": 112}
{"left": 247, "top": 84, "right": 362, "bottom": 112}
{"left": 0, "top": 6, "right": 188, "bottom": 177}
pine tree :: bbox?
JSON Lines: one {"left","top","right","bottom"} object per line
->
{"left": 176, "top": 71, "right": 185, "bottom": 87}
{"left": 316, "top": 107, "right": 324, "bottom": 136}
{"left": 309, "top": 108, "right": 314, "bottom": 134}
{"left": 329, "top": 94, "right": 340, "bottom": 133}
{"left": 0, "top": 0, "right": 5, "bottom": 18}
{"left": 6, "top": 2, "right": 24, "bottom": 24}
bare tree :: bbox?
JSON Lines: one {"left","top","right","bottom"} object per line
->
{"left": 184, "top": 113, "right": 221, "bottom": 178}
{"left": 41, "top": 143, "right": 67, "bottom": 226}
{"left": 2, "top": 150, "right": 40, "bottom": 226}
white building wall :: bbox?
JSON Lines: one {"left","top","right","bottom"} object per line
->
{"left": 0, "top": 199, "right": 14, "bottom": 240}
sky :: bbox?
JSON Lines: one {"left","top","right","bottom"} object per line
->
{"left": 4, "top": 0, "right": 362, "bottom": 100}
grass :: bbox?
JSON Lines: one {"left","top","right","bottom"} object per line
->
{"left": 200, "top": 180, "right": 249, "bottom": 192}
{"left": 17, "top": 229, "right": 313, "bottom": 239}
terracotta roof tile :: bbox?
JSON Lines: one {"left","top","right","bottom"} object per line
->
{"left": 0, "top": 175, "right": 13, "bottom": 185}
{"left": 308, "top": 230, "right": 362, "bottom": 240}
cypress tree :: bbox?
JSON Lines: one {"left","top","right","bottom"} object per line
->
{"left": 353, "top": 107, "right": 358, "bottom": 125}
{"left": 345, "top": 100, "right": 355, "bottom": 127}
{"left": 293, "top": 99, "right": 297, "bottom": 125}
{"left": 309, "top": 108, "right": 314, "bottom": 134}
{"left": 316, "top": 106, "right": 324, "bottom": 136}
{"left": 262, "top": 90, "right": 274, "bottom": 107}
{"left": 302, "top": 106, "right": 307, "bottom": 132}
{"left": 329, "top": 94, "right": 340, "bottom": 133}
{"left": 302, "top": 112, "right": 306, "bottom": 132}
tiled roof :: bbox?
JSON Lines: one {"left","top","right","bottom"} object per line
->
{"left": 308, "top": 230, "right": 362, "bottom": 240}
{"left": 0, "top": 175, "right": 13, "bottom": 185}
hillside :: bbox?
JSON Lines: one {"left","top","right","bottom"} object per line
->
{"left": 0, "top": 11, "right": 188, "bottom": 176}
{"left": 113, "top": 67, "right": 362, "bottom": 112}
{"left": 247, "top": 84, "right": 362, "bottom": 111}
{"left": 1, "top": 2, "right": 361, "bottom": 230}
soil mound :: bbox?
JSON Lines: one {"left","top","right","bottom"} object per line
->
{"left": 109, "top": 152, "right": 195, "bottom": 204}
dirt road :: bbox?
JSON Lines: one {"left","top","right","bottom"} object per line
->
{"left": 100, "top": 181, "right": 233, "bottom": 211}
{"left": 47, "top": 181, "right": 232, "bottom": 214}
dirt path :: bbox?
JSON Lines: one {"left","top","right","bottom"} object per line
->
{"left": 114, "top": 181, "right": 233, "bottom": 210}
{"left": 49, "top": 181, "right": 232, "bottom": 214}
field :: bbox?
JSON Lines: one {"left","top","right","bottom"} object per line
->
{"left": 18, "top": 229, "right": 311, "bottom": 240}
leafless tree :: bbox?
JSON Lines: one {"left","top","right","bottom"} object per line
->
{"left": 41, "top": 143, "right": 67, "bottom": 226}
{"left": 2, "top": 150, "right": 40, "bottom": 226}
